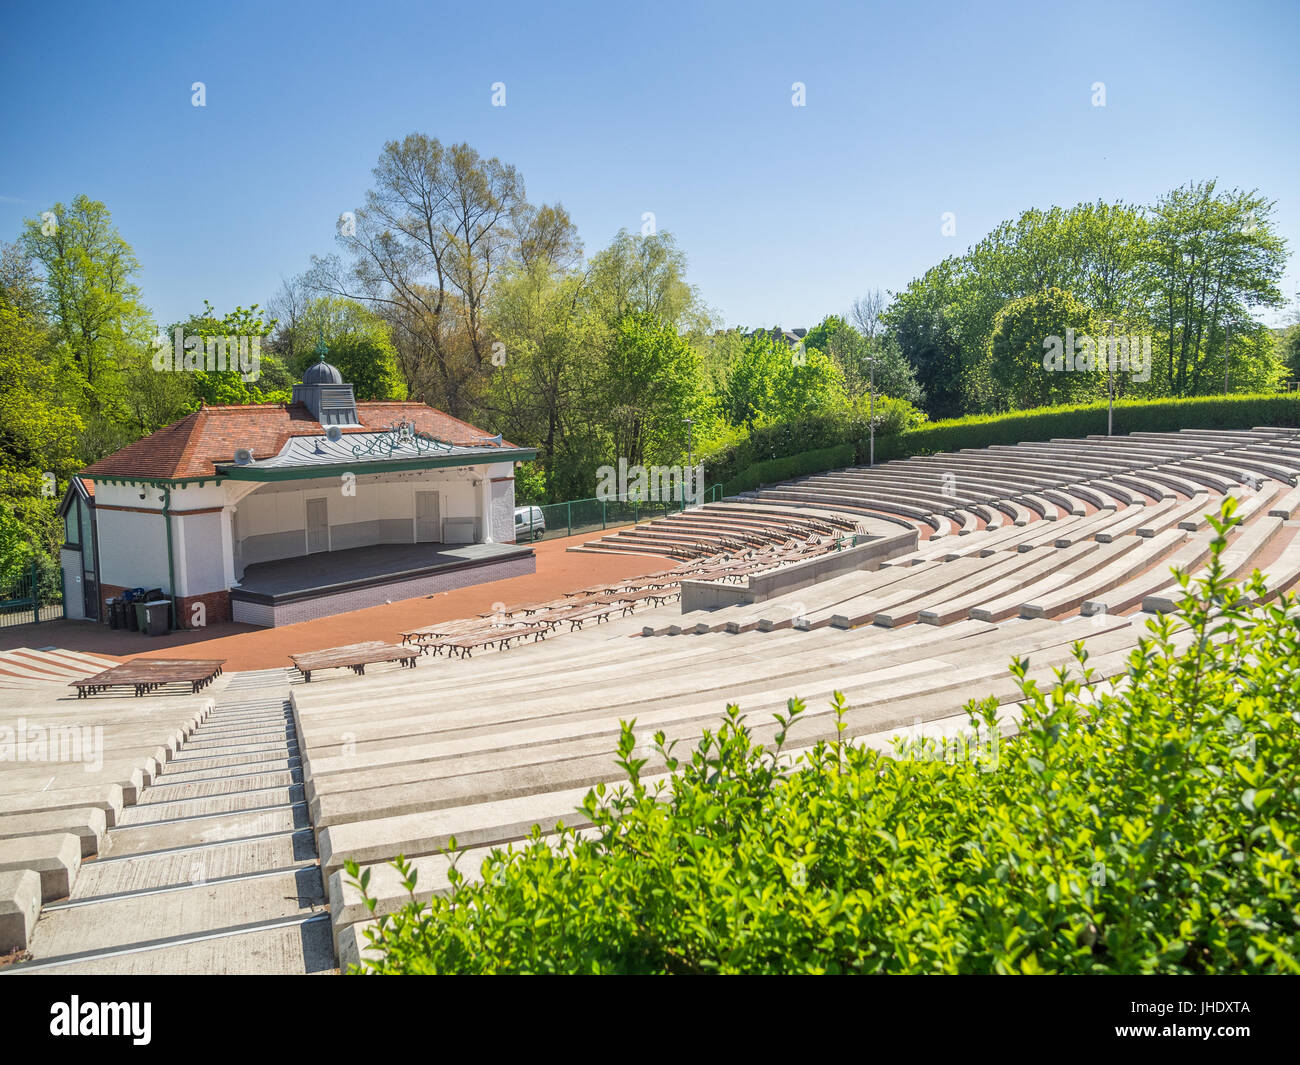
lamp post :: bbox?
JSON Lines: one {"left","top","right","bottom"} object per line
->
{"left": 1102, "top": 319, "right": 1115, "bottom": 437}
{"left": 868, "top": 349, "right": 876, "bottom": 467}
{"left": 683, "top": 417, "right": 695, "bottom": 508}
{"left": 1224, "top": 320, "right": 1231, "bottom": 394}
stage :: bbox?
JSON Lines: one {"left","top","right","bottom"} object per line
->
{"left": 229, "top": 541, "right": 535, "bottom": 627}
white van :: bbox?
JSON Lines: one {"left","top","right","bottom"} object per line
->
{"left": 514, "top": 505, "right": 546, "bottom": 541}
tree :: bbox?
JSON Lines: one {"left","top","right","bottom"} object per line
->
{"left": 804, "top": 313, "right": 922, "bottom": 406}
{"left": 279, "top": 296, "right": 406, "bottom": 401}
{"left": 983, "top": 287, "right": 1103, "bottom": 410}
{"left": 312, "top": 134, "right": 531, "bottom": 417}
{"left": 721, "top": 332, "right": 846, "bottom": 428}
{"left": 1142, "top": 181, "right": 1288, "bottom": 395}
{"left": 600, "top": 312, "right": 704, "bottom": 470}
{"left": 0, "top": 293, "right": 83, "bottom": 578}
{"left": 585, "top": 229, "right": 711, "bottom": 336}
{"left": 21, "top": 196, "right": 150, "bottom": 394}
{"left": 482, "top": 262, "right": 602, "bottom": 500}
{"left": 883, "top": 260, "right": 968, "bottom": 418}
{"left": 168, "top": 302, "right": 286, "bottom": 406}
{"left": 850, "top": 289, "right": 887, "bottom": 343}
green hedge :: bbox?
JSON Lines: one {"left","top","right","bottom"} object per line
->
{"left": 875, "top": 393, "right": 1300, "bottom": 463}
{"left": 721, "top": 443, "right": 854, "bottom": 496}
{"left": 709, "top": 394, "right": 1300, "bottom": 493}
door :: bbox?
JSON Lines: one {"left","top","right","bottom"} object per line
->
{"left": 415, "top": 491, "right": 440, "bottom": 543}
{"left": 306, "top": 497, "right": 329, "bottom": 554}
{"left": 80, "top": 499, "right": 98, "bottom": 621}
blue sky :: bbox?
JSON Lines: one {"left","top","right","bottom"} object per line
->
{"left": 2, "top": 0, "right": 1297, "bottom": 330}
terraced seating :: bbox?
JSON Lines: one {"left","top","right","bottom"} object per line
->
{"left": 218, "top": 425, "right": 1300, "bottom": 966}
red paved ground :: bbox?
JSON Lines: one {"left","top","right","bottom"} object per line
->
{"left": 0, "top": 532, "right": 671, "bottom": 672}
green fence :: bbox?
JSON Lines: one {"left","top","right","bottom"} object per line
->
{"left": 0, "top": 559, "right": 64, "bottom": 627}
{"left": 518, "top": 485, "right": 725, "bottom": 542}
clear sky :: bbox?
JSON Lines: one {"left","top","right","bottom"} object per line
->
{"left": 2, "top": 0, "right": 1297, "bottom": 330}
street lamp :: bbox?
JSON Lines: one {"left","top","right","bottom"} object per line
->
{"left": 1102, "top": 319, "right": 1115, "bottom": 437}
{"left": 1224, "top": 320, "right": 1231, "bottom": 394}
{"left": 683, "top": 417, "right": 695, "bottom": 507}
{"left": 868, "top": 349, "right": 876, "bottom": 467}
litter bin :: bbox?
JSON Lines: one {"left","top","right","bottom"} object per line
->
{"left": 140, "top": 599, "right": 171, "bottom": 636}
{"left": 106, "top": 597, "right": 121, "bottom": 629}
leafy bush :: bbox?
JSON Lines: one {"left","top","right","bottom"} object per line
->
{"left": 347, "top": 502, "right": 1300, "bottom": 974}
{"left": 700, "top": 396, "right": 920, "bottom": 488}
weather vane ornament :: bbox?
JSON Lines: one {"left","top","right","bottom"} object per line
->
{"left": 351, "top": 419, "right": 454, "bottom": 458}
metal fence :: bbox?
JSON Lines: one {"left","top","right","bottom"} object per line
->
{"left": 0, "top": 561, "right": 64, "bottom": 628}
{"left": 517, "top": 485, "right": 725, "bottom": 543}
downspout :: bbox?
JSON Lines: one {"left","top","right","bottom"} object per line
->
{"left": 161, "top": 484, "right": 178, "bottom": 631}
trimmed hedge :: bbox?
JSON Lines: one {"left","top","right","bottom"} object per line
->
{"left": 875, "top": 393, "right": 1300, "bottom": 463}
{"left": 722, "top": 443, "right": 854, "bottom": 496}
{"left": 710, "top": 394, "right": 1300, "bottom": 491}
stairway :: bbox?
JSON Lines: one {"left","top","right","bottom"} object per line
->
{"left": 6, "top": 669, "right": 334, "bottom": 974}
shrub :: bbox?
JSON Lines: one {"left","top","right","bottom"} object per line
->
{"left": 700, "top": 395, "right": 920, "bottom": 488}
{"left": 347, "top": 501, "right": 1300, "bottom": 974}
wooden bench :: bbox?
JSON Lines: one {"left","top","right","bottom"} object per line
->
{"left": 565, "top": 605, "right": 621, "bottom": 630}
{"left": 400, "top": 619, "right": 488, "bottom": 644}
{"left": 291, "top": 642, "right": 420, "bottom": 682}
{"left": 71, "top": 658, "right": 226, "bottom": 698}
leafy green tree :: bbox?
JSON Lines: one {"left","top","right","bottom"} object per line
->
{"left": 585, "top": 229, "right": 712, "bottom": 336}
{"left": 804, "top": 314, "right": 922, "bottom": 406}
{"left": 0, "top": 294, "right": 83, "bottom": 578}
{"left": 279, "top": 297, "right": 406, "bottom": 400}
{"left": 168, "top": 302, "right": 286, "bottom": 406}
{"left": 720, "top": 332, "right": 846, "bottom": 428}
{"left": 482, "top": 262, "right": 603, "bottom": 500}
{"left": 600, "top": 312, "right": 705, "bottom": 469}
{"left": 20, "top": 196, "right": 150, "bottom": 393}
{"left": 882, "top": 264, "right": 967, "bottom": 418}
{"left": 1142, "top": 181, "right": 1288, "bottom": 394}
{"left": 1278, "top": 323, "right": 1300, "bottom": 385}
{"left": 984, "top": 287, "right": 1104, "bottom": 410}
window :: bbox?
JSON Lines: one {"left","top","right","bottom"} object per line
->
{"left": 65, "top": 505, "right": 79, "bottom": 547}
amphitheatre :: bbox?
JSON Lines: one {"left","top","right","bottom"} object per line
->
{"left": 2, "top": 424, "right": 1299, "bottom": 974}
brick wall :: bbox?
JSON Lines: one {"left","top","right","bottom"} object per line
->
{"left": 99, "top": 583, "right": 231, "bottom": 630}
{"left": 175, "top": 589, "right": 232, "bottom": 628}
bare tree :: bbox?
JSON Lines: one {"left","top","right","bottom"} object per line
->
{"left": 851, "top": 289, "right": 888, "bottom": 343}
{"left": 308, "top": 134, "right": 527, "bottom": 417}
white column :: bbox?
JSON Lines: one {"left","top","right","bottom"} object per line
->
{"left": 479, "top": 471, "right": 494, "bottom": 543}
{"left": 221, "top": 506, "right": 239, "bottom": 585}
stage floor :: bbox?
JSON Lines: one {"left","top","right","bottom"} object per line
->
{"left": 233, "top": 541, "right": 533, "bottom": 604}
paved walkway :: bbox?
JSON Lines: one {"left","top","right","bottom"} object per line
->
{"left": 0, "top": 530, "right": 671, "bottom": 672}
{"left": 10, "top": 669, "right": 334, "bottom": 974}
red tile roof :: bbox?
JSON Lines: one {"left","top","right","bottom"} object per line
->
{"left": 80, "top": 402, "right": 515, "bottom": 481}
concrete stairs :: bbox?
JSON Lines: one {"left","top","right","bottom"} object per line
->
{"left": 5, "top": 669, "right": 332, "bottom": 975}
